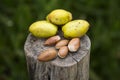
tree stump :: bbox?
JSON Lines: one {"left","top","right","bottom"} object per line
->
{"left": 24, "top": 33, "right": 91, "bottom": 80}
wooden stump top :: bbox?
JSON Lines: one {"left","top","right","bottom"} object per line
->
{"left": 24, "top": 33, "right": 91, "bottom": 67}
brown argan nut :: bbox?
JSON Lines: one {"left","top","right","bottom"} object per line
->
{"left": 58, "top": 46, "right": 69, "bottom": 58}
{"left": 55, "top": 40, "right": 69, "bottom": 49}
{"left": 37, "top": 48, "right": 57, "bottom": 62}
{"left": 68, "top": 38, "right": 80, "bottom": 52}
{"left": 44, "top": 35, "right": 61, "bottom": 46}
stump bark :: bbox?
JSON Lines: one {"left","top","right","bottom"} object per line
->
{"left": 24, "top": 33, "right": 91, "bottom": 80}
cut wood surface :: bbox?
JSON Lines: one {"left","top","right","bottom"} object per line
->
{"left": 24, "top": 33, "right": 91, "bottom": 80}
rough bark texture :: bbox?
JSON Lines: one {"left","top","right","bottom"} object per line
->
{"left": 24, "top": 33, "right": 91, "bottom": 80}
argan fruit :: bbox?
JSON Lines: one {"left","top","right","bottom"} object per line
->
{"left": 29, "top": 21, "right": 58, "bottom": 38}
{"left": 62, "top": 20, "right": 90, "bottom": 38}
{"left": 46, "top": 9, "right": 72, "bottom": 25}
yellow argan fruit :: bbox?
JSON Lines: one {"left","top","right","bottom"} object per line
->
{"left": 46, "top": 9, "right": 72, "bottom": 25}
{"left": 29, "top": 21, "right": 58, "bottom": 38}
{"left": 62, "top": 20, "right": 90, "bottom": 38}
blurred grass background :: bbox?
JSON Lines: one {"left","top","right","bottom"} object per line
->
{"left": 0, "top": 0, "right": 120, "bottom": 80}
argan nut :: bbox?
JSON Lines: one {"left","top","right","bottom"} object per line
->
{"left": 37, "top": 48, "right": 57, "bottom": 62}
{"left": 68, "top": 38, "right": 80, "bottom": 52}
{"left": 55, "top": 40, "right": 69, "bottom": 49}
{"left": 58, "top": 46, "right": 68, "bottom": 58}
{"left": 44, "top": 35, "right": 61, "bottom": 46}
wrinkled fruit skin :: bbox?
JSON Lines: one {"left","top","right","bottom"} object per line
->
{"left": 62, "top": 20, "right": 90, "bottom": 38}
{"left": 29, "top": 21, "right": 58, "bottom": 38}
{"left": 37, "top": 48, "right": 57, "bottom": 62}
{"left": 46, "top": 9, "right": 72, "bottom": 25}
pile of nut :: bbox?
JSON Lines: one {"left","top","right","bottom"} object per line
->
{"left": 37, "top": 35, "right": 80, "bottom": 62}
